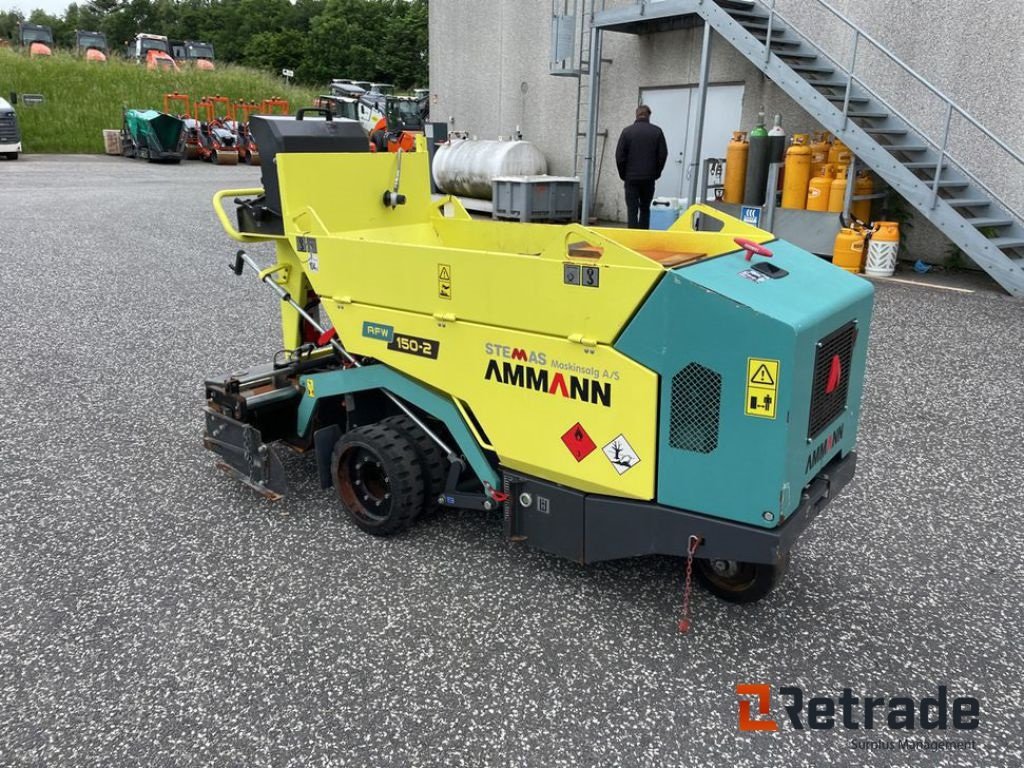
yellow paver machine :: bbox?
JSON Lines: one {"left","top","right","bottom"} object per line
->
{"left": 206, "top": 113, "right": 873, "bottom": 602}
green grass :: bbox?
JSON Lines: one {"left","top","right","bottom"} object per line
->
{"left": 2, "top": 48, "right": 319, "bottom": 153}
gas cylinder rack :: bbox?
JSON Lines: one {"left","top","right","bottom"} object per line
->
{"left": 700, "top": 154, "right": 887, "bottom": 257}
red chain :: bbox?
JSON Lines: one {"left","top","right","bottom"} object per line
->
{"left": 678, "top": 535, "right": 702, "bottom": 633}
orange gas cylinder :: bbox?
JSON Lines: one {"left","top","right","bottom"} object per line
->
{"left": 832, "top": 227, "right": 869, "bottom": 273}
{"left": 810, "top": 131, "right": 831, "bottom": 177}
{"left": 865, "top": 221, "right": 900, "bottom": 277}
{"left": 723, "top": 131, "right": 748, "bottom": 204}
{"left": 806, "top": 163, "right": 835, "bottom": 212}
{"left": 852, "top": 170, "right": 873, "bottom": 223}
{"left": 778, "top": 134, "right": 811, "bottom": 208}
{"left": 828, "top": 138, "right": 852, "bottom": 170}
{"left": 781, "top": 133, "right": 812, "bottom": 209}
{"left": 828, "top": 165, "right": 849, "bottom": 213}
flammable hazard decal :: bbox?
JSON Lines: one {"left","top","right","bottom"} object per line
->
{"left": 561, "top": 422, "right": 597, "bottom": 462}
{"left": 745, "top": 357, "right": 780, "bottom": 419}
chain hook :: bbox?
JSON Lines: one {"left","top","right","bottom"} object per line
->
{"left": 678, "top": 534, "right": 702, "bottom": 633}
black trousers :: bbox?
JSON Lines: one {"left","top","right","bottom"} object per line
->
{"left": 624, "top": 179, "right": 656, "bottom": 229}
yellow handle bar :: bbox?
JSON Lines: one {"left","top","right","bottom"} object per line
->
{"left": 211, "top": 188, "right": 284, "bottom": 243}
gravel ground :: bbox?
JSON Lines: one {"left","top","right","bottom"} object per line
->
{"left": 0, "top": 155, "right": 1021, "bottom": 767}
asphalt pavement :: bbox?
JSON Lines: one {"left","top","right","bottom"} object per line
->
{"left": 0, "top": 155, "right": 1021, "bottom": 767}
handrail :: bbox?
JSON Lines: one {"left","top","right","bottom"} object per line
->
{"left": 752, "top": 0, "right": 1022, "bottom": 221}
{"left": 755, "top": 0, "right": 1023, "bottom": 168}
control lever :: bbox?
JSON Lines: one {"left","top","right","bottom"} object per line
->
{"left": 734, "top": 237, "right": 774, "bottom": 261}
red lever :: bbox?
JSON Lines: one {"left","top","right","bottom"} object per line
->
{"left": 317, "top": 328, "right": 337, "bottom": 346}
{"left": 734, "top": 237, "right": 774, "bottom": 261}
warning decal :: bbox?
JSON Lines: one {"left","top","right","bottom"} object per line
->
{"left": 602, "top": 434, "right": 640, "bottom": 475}
{"left": 745, "top": 357, "right": 780, "bottom": 419}
{"left": 561, "top": 422, "right": 597, "bottom": 462}
{"left": 438, "top": 264, "right": 452, "bottom": 300}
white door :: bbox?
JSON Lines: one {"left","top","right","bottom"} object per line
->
{"left": 640, "top": 84, "right": 744, "bottom": 201}
{"left": 639, "top": 88, "right": 691, "bottom": 201}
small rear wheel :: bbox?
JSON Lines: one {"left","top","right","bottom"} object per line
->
{"left": 381, "top": 414, "right": 447, "bottom": 512}
{"left": 695, "top": 553, "right": 789, "bottom": 603}
{"left": 331, "top": 423, "right": 425, "bottom": 536}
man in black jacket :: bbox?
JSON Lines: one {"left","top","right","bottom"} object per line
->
{"left": 615, "top": 105, "right": 669, "bottom": 229}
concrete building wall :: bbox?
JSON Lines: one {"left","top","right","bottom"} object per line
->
{"left": 429, "top": 0, "right": 1023, "bottom": 263}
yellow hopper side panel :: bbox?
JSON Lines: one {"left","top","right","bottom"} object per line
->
{"left": 276, "top": 153, "right": 667, "bottom": 344}
{"left": 326, "top": 301, "right": 659, "bottom": 500}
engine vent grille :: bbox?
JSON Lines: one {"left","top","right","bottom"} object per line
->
{"left": 807, "top": 321, "right": 858, "bottom": 439}
{"left": 669, "top": 363, "right": 721, "bottom": 454}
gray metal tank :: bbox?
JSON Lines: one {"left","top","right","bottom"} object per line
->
{"left": 431, "top": 138, "right": 548, "bottom": 199}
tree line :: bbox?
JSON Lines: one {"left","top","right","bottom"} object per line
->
{"left": 0, "top": 0, "right": 428, "bottom": 88}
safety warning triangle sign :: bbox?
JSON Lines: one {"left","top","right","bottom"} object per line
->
{"left": 750, "top": 364, "right": 775, "bottom": 386}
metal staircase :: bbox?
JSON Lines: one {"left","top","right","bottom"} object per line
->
{"left": 586, "top": 0, "right": 1024, "bottom": 296}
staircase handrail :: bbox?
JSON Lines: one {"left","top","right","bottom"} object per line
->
{"left": 751, "top": 0, "right": 1022, "bottom": 218}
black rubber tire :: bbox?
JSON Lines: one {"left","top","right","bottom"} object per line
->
{"left": 694, "top": 553, "right": 789, "bottom": 604}
{"left": 5, "top": 152, "right": 17, "bottom": 160}
{"left": 371, "top": 130, "right": 388, "bottom": 152}
{"left": 330, "top": 423, "right": 425, "bottom": 536}
{"left": 381, "top": 414, "right": 447, "bottom": 512}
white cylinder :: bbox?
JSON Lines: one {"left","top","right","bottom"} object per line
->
{"left": 432, "top": 138, "right": 548, "bottom": 199}
{"left": 864, "top": 240, "right": 899, "bottom": 277}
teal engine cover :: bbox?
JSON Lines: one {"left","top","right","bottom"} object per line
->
{"left": 615, "top": 240, "right": 873, "bottom": 529}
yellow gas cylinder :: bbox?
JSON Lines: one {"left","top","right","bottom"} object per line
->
{"left": 723, "top": 131, "right": 748, "bottom": 204}
{"left": 827, "top": 165, "right": 849, "bottom": 213}
{"left": 865, "top": 221, "right": 900, "bottom": 277}
{"left": 828, "top": 138, "right": 852, "bottom": 171}
{"left": 810, "top": 131, "right": 831, "bottom": 177}
{"left": 832, "top": 227, "right": 868, "bottom": 273}
{"left": 852, "top": 170, "right": 873, "bottom": 223}
{"left": 805, "top": 163, "right": 835, "bottom": 212}
{"left": 781, "top": 133, "right": 812, "bottom": 209}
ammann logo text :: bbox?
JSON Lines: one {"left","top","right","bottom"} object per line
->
{"left": 806, "top": 424, "right": 844, "bottom": 473}
{"left": 484, "top": 360, "right": 612, "bottom": 407}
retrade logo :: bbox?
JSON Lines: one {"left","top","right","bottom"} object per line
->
{"left": 736, "top": 684, "right": 980, "bottom": 732}
{"left": 737, "top": 684, "right": 778, "bottom": 732}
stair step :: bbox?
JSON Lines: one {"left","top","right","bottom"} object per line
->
{"left": 809, "top": 79, "right": 854, "bottom": 89}
{"left": 747, "top": 27, "right": 802, "bottom": 43}
{"left": 865, "top": 128, "right": 909, "bottom": 136}
{"left": 825, "top": 94, "right": 870, "bottom": 104}
{"left": 933, "top": 179, "right": 970, "bottom": 189}
{"left": 847, "top": 111, "right": 890, "bottom": 119}
{"left": 945, "top": 198, "right": 991, "bottom": 208}
{"left": 726, "top": 8, "right": 769, "bottom": 20}
{"left": 886, "top": 144, "right": 929, "bottom": 153}
{"left": 902, "top": 160, "right": 946, "bottom": 168}
{"left": 791, "top": 63, "right": 836, "bottom": 74}
{"left": 774, "top": 49, "right": 819, "bottom": 60}
{"left": 964, "top": 217, "right": 1013, "bottom": 229}
{"left": 988, "top": 237, "right": 1024, "bottom": 250}
{"left": 741, "top": 21, "right": 788, "bottom": 33}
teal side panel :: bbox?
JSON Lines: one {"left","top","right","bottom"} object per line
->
{"left": 615, "top": 241, "right": 873, "bottom": 529}
{"left": 295, "top": 365, "right": 499, "bottom": 489}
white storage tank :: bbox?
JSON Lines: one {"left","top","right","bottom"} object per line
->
{"left": 432, "top": 138, "right": 548, "bottom": 199}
